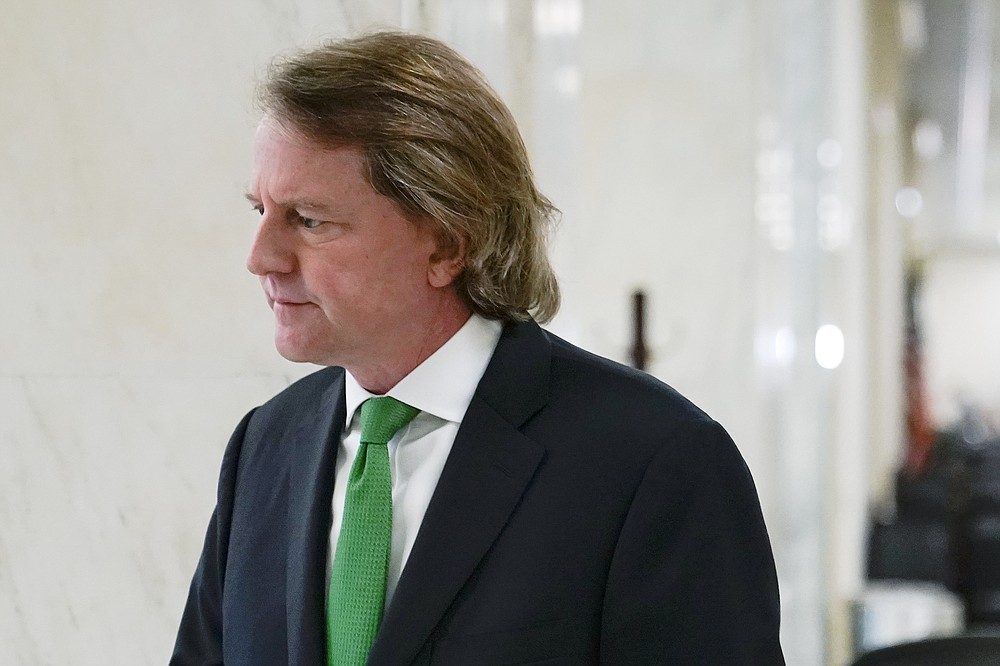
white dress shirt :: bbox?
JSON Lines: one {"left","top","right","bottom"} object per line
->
{"left": 329, "top": 314, "right": 503, "bottom": 606}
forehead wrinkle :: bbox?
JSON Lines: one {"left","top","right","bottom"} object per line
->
{"left": 249, "top": 162, "right": 325, "bottom": 209}
{"left": 252, "top": 120, "right": 373, "bottom": 217}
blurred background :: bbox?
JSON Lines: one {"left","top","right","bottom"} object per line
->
{"left": 4, "top": 0, "right": 1000, "bottom": 664}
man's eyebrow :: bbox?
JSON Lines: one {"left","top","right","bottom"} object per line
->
{"left": 243, "top": 192, "right": 337, "bottom": 212}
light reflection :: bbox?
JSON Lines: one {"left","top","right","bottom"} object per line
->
{"left": 815, "top": 325, "right": 845, "bottom": 369}
{"left": 755, "top": 326, "right": 796, "bottom": 367}
{"left": 533, "top": 0, "right": 582, "bottom": 36}
{"left": 818, "top": 192, "right": 847, "bottom": 251}
{"left": 899, "top": 0, "right": 928, "bottom": 53}
{"left": 895, "top": 187, "right": 924, "bottom": 218}
{"left": 756, "top": 146, "right": 795, "bottom": 251}
{"left": 775, "top": 326, "right": 796, "bottom": 366}
{"left": 553, "top": 66, "right": 580, "bottom": 96}
{"left": 913, "top": 118, "right": 943, "bottom": 160}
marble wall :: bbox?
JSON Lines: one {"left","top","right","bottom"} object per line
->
{"left": 2, "top": 1, "right": 401, "bottom": 663}
{"left": 4, "top": 1, "right": 873, "bottom": 664}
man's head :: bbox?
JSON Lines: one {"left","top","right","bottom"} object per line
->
{"left": 247, "top": 120, "right": 468, "bottom": 385}
{"left": 255, "top": 31, "right": 560, "bottom": 324}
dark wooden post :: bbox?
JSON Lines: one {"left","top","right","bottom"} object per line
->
{"left": 629, "top": 289, "right": 648, "bottom": 371}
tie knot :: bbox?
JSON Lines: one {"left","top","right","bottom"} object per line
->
{"left": 359, "top": 397, "right": 420, "bottom": 446}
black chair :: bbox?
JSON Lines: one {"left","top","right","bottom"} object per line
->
{"left": 964, "top": 443, "right": 1000, "bottom": 623}
{"left": 851, "top": 635, "right": 1000, "bottom": 665}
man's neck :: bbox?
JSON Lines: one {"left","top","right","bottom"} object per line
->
{"left": 349, "top": 304, "right": 472, "bottom": 395}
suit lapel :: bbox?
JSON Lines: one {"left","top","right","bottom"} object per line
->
{"left": 286, "top": 373, "right": 346, "bottom": 666}
{"left": 368, "top": 321, "right": 551, "bottom": 665}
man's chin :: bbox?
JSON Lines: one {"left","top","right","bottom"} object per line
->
{"left": 276, "top": 350, "right": 314, "bottom": 364}
{"left": 274, "top": 338, "right": 321, "bottom": 365}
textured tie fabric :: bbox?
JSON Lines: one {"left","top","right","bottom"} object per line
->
{"left": 327, "top": 396, "right": 420, "bottom": 666}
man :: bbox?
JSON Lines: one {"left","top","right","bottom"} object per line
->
{"left": 172, "top": 31, "right": 783, "bottom": 665}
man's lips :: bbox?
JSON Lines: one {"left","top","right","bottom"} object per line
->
{"left": 264, "top": 290, "right": 312, "bottom": 310}
{"left": 270, "top": 298, "right": 311, "bottom": 311}
{"left": 261, "top": 277, "right": 309, "bottom": 309}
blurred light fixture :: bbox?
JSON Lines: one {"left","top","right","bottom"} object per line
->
{"left": 895, "top": 187, "right": 924, "bottom": 218}
{"left": 899, "top": 0, "right": 928, "bottom": 54}
{"left": 775, "top": 326, "right": 796, "bottom": 366}
{"left": 554, "top": 66, "right": 580, "bottom": 96}
{"left": 818, "top": 193, "right": 847, "bottom": 251}
{"left": 533, "top": 0, "right": 582, "bottom": 36}
{"left": 913, "top": 118, "right": 944, "bottom": 160}
{"left": 756, "top": 146, "right": 795, "bottom": 251}
{"left": 755, "top": 326, "right": 796, "bottom": 367}
{"left": 815, "top": 324, "right": 845, "bottom": 369}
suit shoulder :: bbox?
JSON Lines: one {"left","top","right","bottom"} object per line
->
{"left": 245, "top": 365, "right": 344, "bottom": 436}
{"left": 510, "top": 328, "right": 747, "bottom": 491}
{"left": 260, "top": 366, "right": 344, "bottom": 408}
{"left": 543, "top": 329, "right": 712, "bottom": 426}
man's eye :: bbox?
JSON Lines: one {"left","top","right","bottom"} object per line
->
{"left": 300, "top": 216, "right": 323, "bottom": 229}
{"left": 252, "top": 205, "right": 264, "bottom": 216}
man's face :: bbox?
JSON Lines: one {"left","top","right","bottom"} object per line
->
{"left": 246, "top": 118, "right": 460, "bottom": 371}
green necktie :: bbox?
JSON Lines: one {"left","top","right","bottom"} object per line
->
{"left": 327, "top": 396, "right": 420, "bottom": 666}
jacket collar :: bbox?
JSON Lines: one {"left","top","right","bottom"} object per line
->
{"left": 368, "top": 319, "right": 551, "bottom": 665}
{"left": 286, "top": 372, "right": 346, "bottom": 666}
{"left": 283, "top": 320, "right": 552, "bottom": 665}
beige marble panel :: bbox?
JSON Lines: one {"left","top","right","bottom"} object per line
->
{"left": 573, "top": 3, "right": 759, "bottom": 460}
{"left": 2, "top": 0, "right": 407, "bottom": 663}
{"left": 1, "top": 375, "right": 299, "bottom": 664}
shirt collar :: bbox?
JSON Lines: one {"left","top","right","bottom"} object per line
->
{"left": 344, "top": 314, "right": 503, "bottom": 428}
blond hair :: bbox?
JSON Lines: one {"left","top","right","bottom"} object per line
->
{"left": 257, "top": 31, "right": 560, "bottom": 323}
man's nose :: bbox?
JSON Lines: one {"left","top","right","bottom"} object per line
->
{"left": 246, "top": 214, "right": 294, "bottom": 276}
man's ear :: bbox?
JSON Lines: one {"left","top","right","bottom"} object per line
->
{"left": 427, "top": 233, "right": 467, "bottom": 288}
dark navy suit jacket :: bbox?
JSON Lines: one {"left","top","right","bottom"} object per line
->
{"left": 171, "top": 320, "right": 784, "bottom": 664}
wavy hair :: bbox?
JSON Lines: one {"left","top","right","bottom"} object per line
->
{"left": 257, "top": 31, "right": 560, "bottom": 323}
